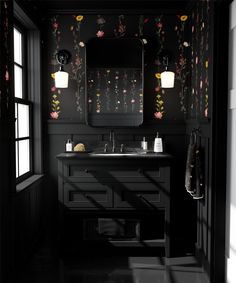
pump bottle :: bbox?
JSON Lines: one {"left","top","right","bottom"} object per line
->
{"left": 66, "top": 139, "right": 73, "bottom": 152}
{"left": 153, "top": 132, "right": 163, "bottom": 153}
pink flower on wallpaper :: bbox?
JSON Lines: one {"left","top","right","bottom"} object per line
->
{"left": 75, "top": 56, "right": 81, "bottom": 66}
{"left": 156, "top": 22, "right": 163, "bottom": 28}
{"left": 154, "top": 111, "right": 163, "bottom": 119}
{"left": 144, "top": 18, "right": 149, "bottom": 23}
{"left": 179, "top": 57, "right": 186, "bottom": 66}
{"left": 51, "top": 86, "right": 56, "bottom": 92}
{"left": 5, "top": 70, "right": 9, "bottom": 81}
{"left": 204, "top": 108, "right": 208, "bottom": 117}
{"left": 96, "top": 30, "right": 104, "bottom": 37}
{"left": 200, "top": 80, "right": 203, "bottom": 89}
{"left": 50, "top": 111, "right": 59, "bottom": 119}
{"left": 52, "top": 22, "right": 59, "bottom": 29}
{"left": 155, "top": 86, "right": 161, "bottom": 92}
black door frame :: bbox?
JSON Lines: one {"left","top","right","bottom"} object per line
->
{"left": 211, "top": 1, "right": 230, "bottom": 282}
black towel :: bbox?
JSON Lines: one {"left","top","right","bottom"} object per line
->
{"left": 185, "top": 132, "right": 196, "bottom": 193}
{"left": 192, "top": 147, "right": 204, "bottom": 199}
{"left": 185, "top": 130, "right": 204, "bottom": 199}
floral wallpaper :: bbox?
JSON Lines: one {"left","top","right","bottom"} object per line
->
{"left": 70, "top": 15, "right": 85, "bottom": 118}
{"left": 50, "top": 16, "right": 61, "bottom": 120}
{"left": 153, "top": 15, "right": 165, "bottom": 120}
{"left": 87, "top": 68, "right": 143, "bottom": 114}
{"left": 190, "top": 0, "right": 211, "bottom": 119}
{"left": 0, "top": 1, "right": 11, "bottom": 120}
{"left": 46, "top": 10, "right": 210, "bottom": 122}
{"left": 96, "top": 15, "right": 106, "bottom": 38}
{"left": 175, "top": 15, "right": 190, "bottom": 116}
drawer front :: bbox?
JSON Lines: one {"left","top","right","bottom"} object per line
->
{"left": 114, "top": 183, "right": 166, "bottom": 209}
{"left": 64, "top": 183, "right": 113, "bottom": 208}
{"left": 109, "top": 168, "right": 164, "bottom": 182}
{"left": 83, "top": 218, "right": 140, "bottom": 240}
{"left": 64, "top": 165, "right": 107, "bottom": 182}
{"left": 63, "top": 163, "right": 168, "bottom": 183}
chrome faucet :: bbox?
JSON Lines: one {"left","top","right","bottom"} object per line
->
{"left": 110, "top": 130, "right": 116, "bottom": 153}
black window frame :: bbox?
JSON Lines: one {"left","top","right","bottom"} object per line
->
{"left": 14, "top": 22, "right": 34, "bottom": 183}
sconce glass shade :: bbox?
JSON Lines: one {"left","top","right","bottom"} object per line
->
{"left": 55, "top": 70, "right": 69, "bottom": 88}
{"left": 161, "top": 71, "right": 175, "bottom": 88}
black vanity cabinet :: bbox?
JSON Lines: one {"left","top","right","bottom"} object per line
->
{"left": 57, "top": 153, "right": 172, "bottom": 256}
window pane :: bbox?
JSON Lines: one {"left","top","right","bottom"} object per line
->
{"left": 14, "top": 65, "right": 23, "bottom": 98}
{"left": 14, "top": 28, "right": 22, "bottom": 65}
{"left": 19, "top": 139, "right": 30, "bottom": 176}
{"left": 15, "top": 103, "right": 18, "bottom": 138}
{"left": 18, "top": 104, "right": 29, "bottom": 138}
{"left": 15, "top": 142, "right": 19, "bottom": 178}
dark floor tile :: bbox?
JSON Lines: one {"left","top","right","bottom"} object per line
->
{"left": 15, "top": 247, "right": 209, "bottom": 283}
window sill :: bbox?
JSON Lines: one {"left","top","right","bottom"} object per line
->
{"left": 16, "top": 174, "right": 44, "bottom": 193}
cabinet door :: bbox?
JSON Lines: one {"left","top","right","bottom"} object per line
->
{"left": 114, "top": 182, "right": 166, "bottom": 209}
{"left": 63, "top": 183, "right": 113, "bottom": 209}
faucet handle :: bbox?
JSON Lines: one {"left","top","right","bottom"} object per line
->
{"left": 109, "top": 130, "right": 114, "bottom": 142}
{"left": 120, "top": 144, "right": 125, "bottom": 153}
{"left": 104, "top": 143, "right": 108, "bottom": 153}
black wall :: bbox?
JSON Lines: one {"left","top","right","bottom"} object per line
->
{"left": 0, "top": 1, "right": 15, "bottom": 281}
{"left": 45, "top": 13, "right": 191, "bottom": 121}
{"left": 0, "top": 0, "right": 228, "bottom": 281}
{"left": 187, "top": 0, "right": 213, "bottom": 274}
{"left": 41, "top": 9, "right": 208, "bottom": 254}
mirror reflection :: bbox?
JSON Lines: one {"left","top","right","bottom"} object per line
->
{"left": 86, "top": 38, "right": 144, "bottom": 127}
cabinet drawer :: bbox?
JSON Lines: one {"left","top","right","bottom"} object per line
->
{"left": 109, "top": 167, "right": 165, "bottom": 182}
{"left": 64, "top": 183, "right": 113, "bottom": 208}
{"left": 114, "top": 183, "right": 165, "bottom": 209}
{"left": 65, "top": 165, "right": 107, "bottom": 182}
{"left": 83, "top": 218, "right": 140, "bottom": 240}
{"left": 64, "top": 164, "right": 167, "bottom": 183}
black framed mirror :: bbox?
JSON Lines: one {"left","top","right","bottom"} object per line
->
{"left": 86, "top": 38, "right": 144, "bottom": 127}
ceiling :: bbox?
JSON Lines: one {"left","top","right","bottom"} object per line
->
{"left": 17, "top": 0, "right": 193, "bottom": 15}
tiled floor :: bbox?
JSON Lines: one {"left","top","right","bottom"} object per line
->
{"left": 16, "top": 247, "right": 210, "bottom": 283}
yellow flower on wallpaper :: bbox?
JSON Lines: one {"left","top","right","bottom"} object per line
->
{"left": 205, "top": 60, "right": 209, "bottom": 68}
{"left": 51, "top": 73, "right": 55, "bottom": 79}
{"left": 155, "top": 73, "right": 161, "bottom": 79}
{"left": 76, "top": 15, "right": 84, "bottom": 22}
{"left": 180, "top": 15, "right": 188, "bottom": 21}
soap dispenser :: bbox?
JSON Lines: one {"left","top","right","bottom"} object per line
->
{"left": 65, "top": 139, "right": 73, "bottom": 152}
{"left": 153, "top": 132, "right": 163, "bottom": 153}
{"left": 141, "top": 137, "right": 148, "bottom": 150}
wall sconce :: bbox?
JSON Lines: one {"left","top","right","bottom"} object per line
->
{"left": 159, "top": 50, "right": 175, "bottom": 88}
{"left": 55, "top": 50, "right": 71, "bottom": 88}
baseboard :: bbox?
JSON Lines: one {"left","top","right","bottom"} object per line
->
{"left": 195, "top": 244, "right": 211, "bottom": 280}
